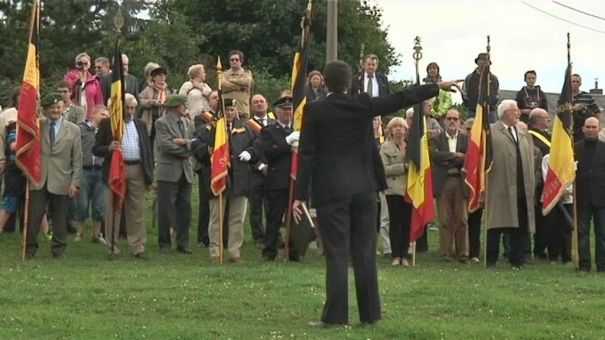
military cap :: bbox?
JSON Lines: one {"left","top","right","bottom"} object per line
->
{"left": 40, "top": 93, "right": 63, "bottom": 108}
{"left": 223, "top": 98, "right": 236, "bottom": 107}
{"left": 273, "top": 96, "right": 293, "bottom": 108}
{"left": 165, "top": 95, "right": 187, "bottom": 108}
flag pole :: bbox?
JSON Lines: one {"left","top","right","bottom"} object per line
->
{"left": 216, "top": 57, "right": 225, "bottom": 264}
{"left": 565, "top": 33, "right": 580, "bottom": 269}
{"left": 482, "top": 35, "right": 491, "bottom": 269}
{"left": 19, "top": 0, "right": 40, "bottom": 261}
{"left": 410, "top": 36, "right": 424, "bottom": 267}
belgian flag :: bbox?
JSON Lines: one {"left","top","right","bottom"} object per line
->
{"left": 463, "top": 63, "right": 493, "bottom": 212}
{"left": 406, "top": 101, "right": 436, "bottom": 242}
{"left": 16, "top": 0, "right": 41, "bottom": 186}
{"left": 290, "top": 0, "right": 312, "bottom": 180}
{"left": 108, "top": 40, "right": 126, "bottom": 211}
{"left": 210, "top": 91, "right": 230, "bottom": 196}
{"left": 542, "top": 63, "right": 575, "bottom": 214}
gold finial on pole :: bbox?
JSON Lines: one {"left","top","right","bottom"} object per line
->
{"left": 216, "top": 57, "right": 223, "bottom": 91}
{"left": 114, "top": 9, "right": 124, "bottom": 33}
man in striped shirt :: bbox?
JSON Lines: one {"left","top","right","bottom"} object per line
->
{"left": 571, "top": 74, "right": 601, "bottom": 142}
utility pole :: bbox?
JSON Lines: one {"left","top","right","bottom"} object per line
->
{"left": 326, "top": 0, "right": 337, "bottom": 62}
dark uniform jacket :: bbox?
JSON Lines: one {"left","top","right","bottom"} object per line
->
{"left": 260, "top": 122, "right": 293, "bottom": 192}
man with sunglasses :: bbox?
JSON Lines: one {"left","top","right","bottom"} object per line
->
{"left": 430, "top": 108, "right": 469, "bottom": 263}
{"left": 222, "top": 50, "right": 253, "bottom": 119}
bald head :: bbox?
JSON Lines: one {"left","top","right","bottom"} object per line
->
{"left": 583, "top": 116, "right": 600, "bottom": 140}
{"left": 528, "top": 108, "right": 550, "bottom": 130}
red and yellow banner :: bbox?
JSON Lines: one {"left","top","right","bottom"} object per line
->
{"left": 16, "top": 0, "right": 41, "bottom": 186}
{"left": 211, "top": 117, "right": 230, "bottom": 195}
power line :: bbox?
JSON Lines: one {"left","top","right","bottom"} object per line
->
{"left": 521, "top": 1, "right": 605, "bottom": 34}
{"left": 552, "top": 1, "right": 605, "bottom": 22}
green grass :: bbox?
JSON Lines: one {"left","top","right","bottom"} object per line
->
{"left": 1, "top": 190, "right": 604, "bottom": 339}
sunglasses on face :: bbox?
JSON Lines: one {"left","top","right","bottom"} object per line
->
{"left": 445, "top": 117, "right": 459, "bottom": 121}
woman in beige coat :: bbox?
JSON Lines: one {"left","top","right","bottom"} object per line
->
{"left": 380, "top": 117, "right": 413, "bottom": 266}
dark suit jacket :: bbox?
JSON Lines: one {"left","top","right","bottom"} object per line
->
{"left": 92, "top": 117, "right": 153, "bottom": 186}
{"left": 101, "top": 73, "right": 140, "bottom": 105}
{"left": 249, "top": 115, "right": 276, "bottom": 178}
{"left": 260, "top": 122, "right": 292, "bottom": 192}
{"left": 350, "top": 72, "right": 390, "bottom": 97}
{"left": 575, "top": 139, "right": 605, "bottom": 208}
{"left": 430, "top": 131, "right": 468, "bottom": 198}
{"left": 295, "top": 84, "right": 439, "bottom": 205}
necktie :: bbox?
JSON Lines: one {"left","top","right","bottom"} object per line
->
{"left": 508, "top": 126, "right": 517, "bottom": 143}
{"left": 367, "top": 74, "right": 374, "bottom": 96}
{"left": 178, "top": 119, "right": 185, "bottom": 137}
{"left": 49, "top": 120, "right": 56, "bottom": 147}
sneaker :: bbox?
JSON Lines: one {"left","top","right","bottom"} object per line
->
{"left": 391, "top": 257, "right": 401, "bottom": 266}
{"left": 400, "top": 259, "right": 410, "bottom": 267}
{"left": 471, "top": 257, "right": 480, "bottom": 263}
{"left": 93, "top": 234, "right": 108, "bottom": 246}
{"left": 74, "top": 233, "right": 82, "bottom": 242}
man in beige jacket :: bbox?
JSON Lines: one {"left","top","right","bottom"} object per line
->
{"left": 25, "top": 93, "right": 82, "bottom": 259}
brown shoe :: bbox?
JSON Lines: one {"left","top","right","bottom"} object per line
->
{"left": 229, "top": 257, "right": 242, "bottom": 263}
{"left": 211, "top": 256, "right": 220, "bottom": 263}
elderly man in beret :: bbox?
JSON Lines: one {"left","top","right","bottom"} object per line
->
{"left": 155, "top": 95, "right": 195, "bottom": 254}
{"left": 25, "top": 93, "right": 82, "bottom": 259}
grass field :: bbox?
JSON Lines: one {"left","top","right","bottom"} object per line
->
{"left": 1, "top": 192, "right": 604, "bottom": 339}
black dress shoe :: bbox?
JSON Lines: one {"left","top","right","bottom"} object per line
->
{"left": 133, "top": 252, "right": 150, "bottom": 261}
{"left": 159, "top": 247, "right": 171, "bottom": 254}
{"left": 177, "top": 247, "right": 193, "bottom": 255}
{"left": 307, "top": 321, "right": 342, "bottom": 329}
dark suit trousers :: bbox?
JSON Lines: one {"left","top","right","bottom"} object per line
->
{"left": 546, "top": 204, "right": 572, "bottom": 263}
{"left": 385, "top": 195, "right": 411, "bottom": 259}
{"left": 197, "top": 172, "right": 210, "bottom": 246}
{"left": 157, "top": 174, "right": 192, "bottom": 250}
{"left": 248, "top": 173, "right": 267, "bottom": 242}
{"left": 468, "top": 208, "right": 483, "bottom": 258}
{"left": 316, "top": 190, "right": 381, "bottom": 324}
{"left": 487, "top": 198, "right": 529, "bottom": 267}
{"left": 26, "top": 186, "right": 69, "bottom": 257}
{"left": 577, "top": 205, "right": 605, "bottom": 271}
{"left": 533, "top": 203, "right": 548, "bottom": 258}
{"left": 263, "top": 189, "right": 289, "bottom": 260}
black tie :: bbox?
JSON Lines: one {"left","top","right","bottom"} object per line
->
{"left": 367, "top": 74, "right": 374, "bottom": 96}
{"left": 508, "top": 126, "right": 517, "bottom": 143}
{"left": 49, "top": 120, "right": 56, "bottom": 147}
{"left": 285, "top": 125, "right": 292, "bottom": 134}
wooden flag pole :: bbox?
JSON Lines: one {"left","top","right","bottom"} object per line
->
{"left": 483, "top": 35, "right": 491, "bottom": 269}
{"left": 21, "top": 182, "right": 30, "bottom": 260}
{"left": 565, "top": 33, "right": 580, "bottom": 269}
{"left": 216, "top": 57, "right": 225, "bottom": 264}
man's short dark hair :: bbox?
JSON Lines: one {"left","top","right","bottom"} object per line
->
{"left": 10, "top": 86, "right": 21, "bottom": 107}
{"left": 56, "top": 80, "right": 71, "bottom": 90}
{"left": 323, "top": 60, "right": 352, "bottom": 93}
{"left": 524, "top": 70, "right": 536, "bottom": 81}
{"left": 228, "top": 50, "right": 245, "bottom": 63}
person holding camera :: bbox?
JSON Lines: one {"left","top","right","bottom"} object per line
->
{"left": 63, "top": 52, "right": 104, "bottom": 122}
{"left": 515, "top": 70, "right": 548, "bottom": 123}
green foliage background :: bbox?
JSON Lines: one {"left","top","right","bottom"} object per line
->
{"left": 0, "top": 0, "right": 399, "bottom": 108}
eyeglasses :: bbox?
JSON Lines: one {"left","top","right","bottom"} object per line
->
{"left": 230, "top": 58, "right": 240, "bottom": 62}
{"left": 445, "top": 117, "right": 459, "bottom": 121}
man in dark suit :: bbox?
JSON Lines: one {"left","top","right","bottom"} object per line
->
{"left": 25, "top": 93, "right": 82, "bottom": 259}
{"left": 350, "top": 54, "right": 390, "bottom": 97}
{"left": 575, "top": 117, "right": 605, "bottom": 272}
{"left": 93, "top": 93, "right": 153, "bottom": 260}
{"left": 431, "top": 108, "right": 469, "bottom": 263}
{"left": 260, "top": 96, "right": 299, "bottom": 261}
{"left": 247, "top": 94, "right": 276, "bottom": 247}
{"left": 100, "top": 54, "right": 139, "bottom": 105}
{"left": 155, "top": 95, "right": 194, "bottom": 254}
{"left": 292, "top": 60, "right": 457, "bottom": 327}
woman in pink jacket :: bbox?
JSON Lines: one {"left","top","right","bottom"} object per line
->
{"left": 63, "top": 52, "right": 104, "bottom": 121}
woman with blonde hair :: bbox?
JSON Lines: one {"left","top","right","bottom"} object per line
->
{"left": 380, "top": 117, "right": 413, "bottom": 266}
{"left": 63, "top": 52, "right": 104, "bottom": 121}
{"left": 179, "top": 64, "right": 212, "bottom": 119}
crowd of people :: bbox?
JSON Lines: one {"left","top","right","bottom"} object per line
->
{"left": 0, "top": 49, "right": 603, "bottom": 276}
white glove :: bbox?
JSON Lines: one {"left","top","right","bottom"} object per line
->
{"left": 291, "top": 141, "right": 299, "bottom": 148}
{"left": 285, "top": 131, "right": 300, "bottom": 145}
{"left": 238, "top": 151, "right": 252, "bottom": 162}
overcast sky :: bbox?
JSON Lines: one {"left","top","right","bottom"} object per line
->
{"left": 376, "top": 0, "right": 605, "bottom": 94}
